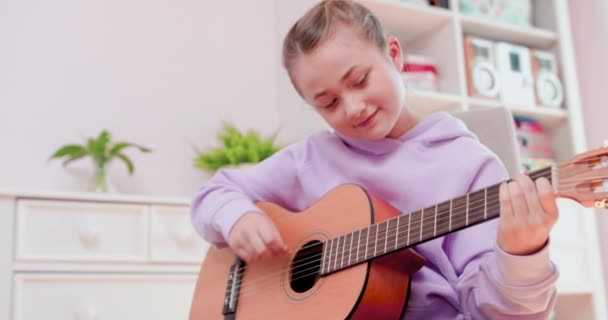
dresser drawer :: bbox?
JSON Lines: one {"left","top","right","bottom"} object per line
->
{"left": 149, "top": 205, "right": 209, "bottom": 263}
{"left": 16, "top": 200, "right": 147, "bottom": 263}
{"left": 13, "top": 274, "right": 196, "bottom": 320}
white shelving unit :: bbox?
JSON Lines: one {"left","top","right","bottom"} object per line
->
{"left": 275, "top": 0, "right": 607, "bottom": 318}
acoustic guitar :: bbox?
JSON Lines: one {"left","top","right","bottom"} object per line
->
{"left": 189, "top": 146, "right": 608, "bottom": 320}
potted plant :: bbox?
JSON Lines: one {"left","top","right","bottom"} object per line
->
{"left": 194, "top": 122, "right": 284, "bottom": 171}
{"left": 48, "top": 130, "right": 152, "bottom": 192}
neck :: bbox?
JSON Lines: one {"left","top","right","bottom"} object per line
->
{"left": 319, "top": 166, "right": 554, "bottom": 276}
{"left": 387, "top": 108, "right": 420, "bottom": 138}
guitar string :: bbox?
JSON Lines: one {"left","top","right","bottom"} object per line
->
{"left": 233, "top": 201, "right": 502, "bottom": 299}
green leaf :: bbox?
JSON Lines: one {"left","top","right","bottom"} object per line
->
{"left": 62, "top": 149, "right": 88, "bottom": 166}
{"left": 193, "top": 122, "right": 286, "bottom": 171}
{"left": 87, "top": 138, "right": 104, "bottom": 165}
{"left": 48, "top": 144, "right": 86, "bottom": 161}
{"left": 109, "top": 142, "right": 152, "bottom": 157}
{"left": 247, "top": 146, "right": 260, "bottom": 163}
{"left": 98, "top": 130, "right": 111, "bottom": 147}
{"left": 117, "top": 153, "right": 134, "bottom": 174}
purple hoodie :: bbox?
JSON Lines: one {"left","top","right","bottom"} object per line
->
{"left": 191, "top": 112, "right": 558, "bottom": 319}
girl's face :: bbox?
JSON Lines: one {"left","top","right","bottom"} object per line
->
{"left": 289, "top": 26, "right": 408, "bottom": 140}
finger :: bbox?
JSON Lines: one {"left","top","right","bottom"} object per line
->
{"left": 499, "top": 182, "right": 514, "bottom": 221}
{"left": 513, "top": 174, "right": 544, "bottom": 217}
{"left": 236, "top": 247, "right": 251, "bottom": 263}
{"left": 536, "top": 177, "right": 558, "bottom": 221}
{"left": 507, "top": 180, "right": 529, "bottom": 221}
{"left": 245, "top": 229, "right": 267, "bottom": 262}
{"left": 257, "top": 226, "right": 283, "bottom": 255}
{"left": 264, "top": 222, "right": 288, "bottom": 253}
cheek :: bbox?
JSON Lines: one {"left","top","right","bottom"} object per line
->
{"left": 378, "top": 71, "right": 404, "bottom": 108}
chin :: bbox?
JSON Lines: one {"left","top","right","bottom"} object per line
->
{"left": 361, "top": 126, "right": 392, "bottom": 140}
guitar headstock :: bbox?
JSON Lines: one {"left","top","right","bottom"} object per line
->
{"left": 556, "top": 142, "right": 608, "bottom": 208}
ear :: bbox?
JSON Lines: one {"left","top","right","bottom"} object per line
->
{"left": 386, "top": 35, "right": 403, "bottom": 71}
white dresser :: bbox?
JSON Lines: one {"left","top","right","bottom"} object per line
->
{"left": 0, "top": 190, "right": 209, "bottom": 320}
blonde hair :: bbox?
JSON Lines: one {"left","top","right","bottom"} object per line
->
{"left": 282, "top": 0, "right": 387, "bottom": 72}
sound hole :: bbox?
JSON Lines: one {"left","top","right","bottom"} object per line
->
{"left": 290, "top": 240, "right": 322, "bottom": 293}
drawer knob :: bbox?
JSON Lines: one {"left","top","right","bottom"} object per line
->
{"left": 173, "top": 229, "right": 195, "bottom": 248}
{"left": 78, "top": 226, "right": 99, "bottom": 248}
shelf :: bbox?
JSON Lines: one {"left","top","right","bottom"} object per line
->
{"left": 406, "top": 90, "right": 462, "bottom": 114}
{"left": 466, "top": 97, "right": 568, "bottom": 129}
{"left": 359, "top": 0, "right": 453, "bottom": 43}
{"left": 460, "top": 15, "right": 557, "bottom": 48}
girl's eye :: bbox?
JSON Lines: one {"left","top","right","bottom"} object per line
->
{"left": 354, "top": 74, "right": 368, "bottom": 87}
{"left": 323, "top": 97, "right": 338, "bottom": 109}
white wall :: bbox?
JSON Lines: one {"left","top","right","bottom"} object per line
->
{"left": 570, "top": 0, "right": 608, "bottom": 149}
{"left": 0, "top": 0, "right": 279, "bottom": 197}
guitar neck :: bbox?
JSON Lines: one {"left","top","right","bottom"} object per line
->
{"left": 320, "top": 166, "right": 554, "bottom": 275}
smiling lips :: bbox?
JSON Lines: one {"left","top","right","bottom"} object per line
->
{"left": 356, "top": 109, "right": 379, "bottom": 127}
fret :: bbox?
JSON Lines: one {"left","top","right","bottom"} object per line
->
{"left": 484, "top": 185, "right": 501, "bottom": 221}
{"left": 471, "top": 190, "right": 486, "bottom": 224}
{"left": 360, "top": 227, "right": 368, "bottom": 263}
{"left": 419, "top": 208, "right": 424, "bottom": 242}
{"left": 449, "top": 199, "right": 453, "bottom": 231}
{"left": 348, "top": 230, "right": 361, "bottom": 265}
{"left": 334, "top": 237, "right": 340, "bottom": 270}
{"left": 408, "top": 210, "right": 421, "bottom": 244}
{"left": 328, "top": 238, "right": 334, "bottom": 273}
{"left": 451, "top": 196, "right": 468, "bottom": 230}
{"left": 323, "top": 240, "right": 329, "bottom": 274}
{"left": 373, "top": 223, "right": 379, "bottom": 257}
{"left": 340, "top": 235, "right": 347, "bottom": 269}
{"left": 407, "top": 212, "right": 411, "bottom": 246}
{"left": 466, "top": 194, "right": 469, "bottom": 226}
{"left": 344, "top": 233, "right": 352, "bottom": 268}
{"left": 355, "top": 229, "right": 361, "bottom": 264}
{"left": 333, "top": 237, "right": 340, "bottom": 271}
{"left": 384, "top": 220, "right": 389, "bottom": 254}
{"left": 395, "top": 216, "right": 400, "bottom": 250}
{"left": 436, "top": 201, "right": 451, "bottom": 236}
{"left": 433, "top": 204, "right": 438, "bottom": 237}
{"left": 365, "top": 225, "right": 372, "bottom": 260}
{"left": 484, "top": 188, "right": 487, "bottom": 220}
{"left": 384, "top": 218, "right": 396, "bottom": 254}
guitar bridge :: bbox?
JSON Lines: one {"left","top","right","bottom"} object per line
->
{"left": 223, "top": 257, "right": 245, "bottom": 319}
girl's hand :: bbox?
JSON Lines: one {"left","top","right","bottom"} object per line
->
{"left": 497, "top": 174, "right": 559, "bottom": 255}
{"left": 227, "top": 211, "right": 288, "bottom": 263}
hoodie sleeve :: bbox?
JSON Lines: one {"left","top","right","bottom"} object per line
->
{"left": 450, "top": 154, "right": 559, "bottom": 319}
{"left": 190, "top": 141, "right": 305, "bottom": 247}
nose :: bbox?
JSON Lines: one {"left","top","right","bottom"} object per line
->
{"left": 343, "top": 97, "right": 366, "bottom": 122}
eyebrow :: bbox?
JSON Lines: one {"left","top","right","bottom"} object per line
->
{"left": 313, "top": 66, "right": 356, "bottom": 99}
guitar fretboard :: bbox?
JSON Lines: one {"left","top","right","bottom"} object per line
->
{"left": 320, "top": 166, "right": 553, "bottom": 275}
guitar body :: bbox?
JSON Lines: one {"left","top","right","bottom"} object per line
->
{"left": 189, "top": 184, "right": 426, "bottom": 320}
